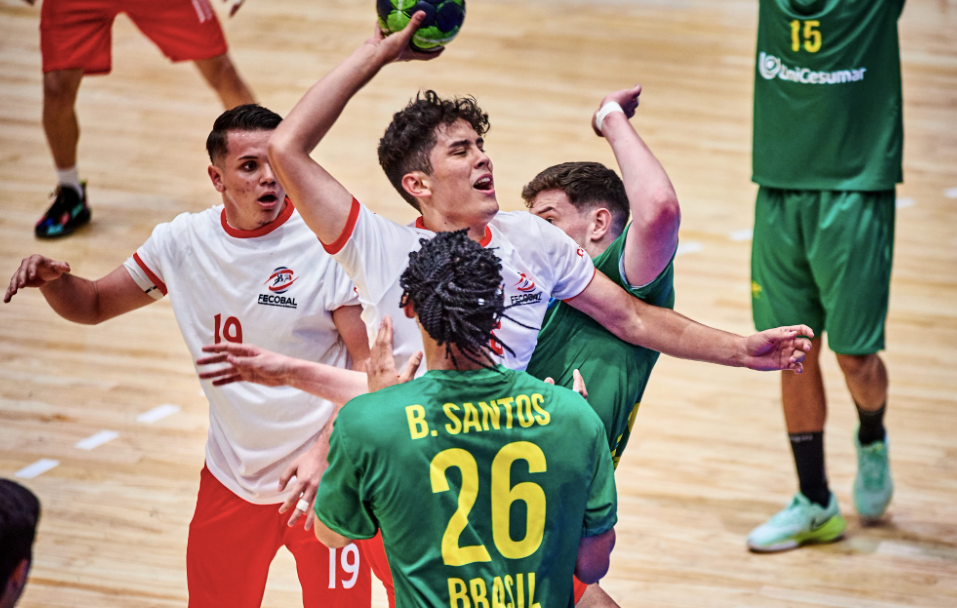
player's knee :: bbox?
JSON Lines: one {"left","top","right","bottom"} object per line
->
{"left": 835, "top": 352, "right": 878, "bottom": 380}
{"left": 43, "top": 71, "right": 81, "bottom": 106}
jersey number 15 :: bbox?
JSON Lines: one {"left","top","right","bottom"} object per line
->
{"left": 790, "top": 20, "right": 822, "bottom": 53}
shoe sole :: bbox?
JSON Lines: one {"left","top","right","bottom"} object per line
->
{"left": 748, "top": 515, "right": 847, "bottom": 553}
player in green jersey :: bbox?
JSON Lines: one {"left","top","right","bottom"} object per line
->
{"left": 313, "top": 230, "right": 619, "bottom": 608}
{"left": 747, "top": 0, "right": 904, "bottom": 552}
{"left": 525, "top": 84, "right": 678, "bottom": 470}
{"left": 522, "top": 84, "right": 677, "bottom": 608}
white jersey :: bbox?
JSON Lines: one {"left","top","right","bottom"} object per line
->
{"left": 123, "top": 202, "right": 358, "bottom": 505}
{"left": 325, "top": 198, "right": 595, "bottom": 374}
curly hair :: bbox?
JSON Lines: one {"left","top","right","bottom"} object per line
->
{"left": 400, "top": 230, "right": 509, "bottom": 369}
{"left": 206, "top": 104, "right": 282, "bottom": 164}
{"left": 0, "top": 479, "right": 40, "bottom": 590}
{"left": 378, "top": 90, "right": 490, "bottom": 211}
{"left": 522, "top": 161, "right": 630, "bottom": 236}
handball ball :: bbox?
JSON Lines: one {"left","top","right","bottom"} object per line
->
{"left": 377, "top": 0, "right": 466, "bottom": 51}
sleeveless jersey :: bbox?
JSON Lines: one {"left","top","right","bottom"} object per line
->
{"left": 123, "top": 202, "right": 358, "bottom": 504}
{"left": 526, "top": 227, "right": 675, "bottom": 468}
{"left": 315, "top": 365, "right": 617, "bottom": 608}
{"left": 752, "top": 0, "right": 905, "bottom": 190}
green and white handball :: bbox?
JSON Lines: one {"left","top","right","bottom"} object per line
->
{"left": 377, "top": 0, "right": 466, "bottom": 51}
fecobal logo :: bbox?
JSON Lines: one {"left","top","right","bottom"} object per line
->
{"left": 265, "top": 267, "right": 297, "bottom": 294}
{"left": 258, "top": 266, "right": 298, "bottom": 309}
{"left": 510, "top": 272, "right": 543, "bottom": 307}
{"left": 758, "top": 52, "right": 866, "bottom": 85}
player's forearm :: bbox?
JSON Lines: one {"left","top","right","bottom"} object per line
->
{"left": 620, "top": 301, "right": 748, "bottom": 367}
{"left": 38, "top": 274, "right": 106, "bottom": 325}
{"left": 271, "top": 43, "right": 386, "bottom": 158}
{"left": 603, "top": 112, "right": 680, "bottom": 235}
{"left": 286, "top": 359, "right": 369, "bottom": 406}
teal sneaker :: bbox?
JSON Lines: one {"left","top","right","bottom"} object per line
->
{"left": 747, "top": 492, "right": 846, "bottom": 553}
{"left": 854, "top": 430, "right": 893, "bottom": 522}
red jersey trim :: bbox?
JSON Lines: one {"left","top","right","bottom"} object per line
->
{"left": 220, "top": 197, "right": 294, "bottom": 238}
{"left": 133, "top": 253, "right": 168, "bottom": 296}
{"left": 562, "top": 267, "right": 597, "bottom": 303}
{"left": 414, "top": 217, "right": 493, "bottom": 247}
{"left": 322, "top": 197, "right": 361, "bottom": 255}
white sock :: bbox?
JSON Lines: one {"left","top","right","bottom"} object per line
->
{"left": 56, "top": 166, "right": 83, "bottom": 197}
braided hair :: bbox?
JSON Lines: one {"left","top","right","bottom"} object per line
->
{"left": 400, "top": 230, "right": 510, "bottom": 369}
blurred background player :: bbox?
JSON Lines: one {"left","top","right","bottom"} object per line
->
{"left": 747, "top": 0, "right": 904, "bottom": 552}
{"left": 25, "top": 0, "right": 254, "bottom": 238}
{"left": 523, "top": 83, "right": 677, "bottom": 606}
{"left": 0, "top": 480, "right": 40, "bottom": 608}
{"left": 313, "top": 230, "right": 619, "bottom": 607}
{"left": 4, "top": 105, "right": 373, "bottom": 607}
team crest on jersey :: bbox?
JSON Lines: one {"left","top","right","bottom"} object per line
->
{"left": 258, "top": 266, "right": 298, "bottom": 309}
{"left": 510, "top": 272, "right": 543, "bottom": 307}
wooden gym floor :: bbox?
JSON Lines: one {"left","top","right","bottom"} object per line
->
{"left": 1, "top": 0, "right": 955, "bottom": 606}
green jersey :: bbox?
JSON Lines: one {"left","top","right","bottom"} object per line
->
{"left": 525, "top": 227, "right": 675, "bottom": 468}
{"left": 752, "top": 0, "right": 905, "bottom": 191}
{"left": 315, "top": 365, "right": 618, "bottom": 608}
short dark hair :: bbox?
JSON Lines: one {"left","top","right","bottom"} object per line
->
{"left": 0, "top": 479, "right": 40, "bottom": 590}
{"left": 206, "top": 104, "right": 282, "bottom": 164}
{"left": 400, "top": 230, "right": 508, "bottom": 368}
{"left": 378, "top": 91, "right": 490, "bottom": 211}
{"left": 522, "top": 161, "right": 630, "bottom": 236}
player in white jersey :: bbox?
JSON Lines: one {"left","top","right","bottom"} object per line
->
{"left": 268, "top": 14, "right": 813, "bottom": 377}
{"left": 4, "top": 105, "right": 373, "bottom": 608}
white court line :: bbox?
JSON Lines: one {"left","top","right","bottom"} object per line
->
{"left": 896, "top": 197, "right": 915, "bottom": 208}
{"left": 137, "top": 404, "right": 180, "bottom": 423}
{"left": 945, "top": 187, "right": 957, "bottom": 199}
{"left": 676, "top": 242, "right": 703, "bottom": 256}
{"left": 74, "top": 430, "right": 119, "bottom": 451}
{"left": 729, "top": 229, "right": 753, "bottom": 242}
{"left": 15, "top": 459, "right": 59, "bottom": 479}
{"left": 876, "top": 540, "right": 924, "bottom": 559}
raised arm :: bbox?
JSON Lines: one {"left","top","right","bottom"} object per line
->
{"left": 4, "top": 254, "right": 154, "bottom": 324}
{"left": 594, "top": 85, "right": 680, "bottom": 286}
{"left": 567, "top": 271, "right": 813, "bottom": 371}
{"left": 267, "top": 12, "right": 440, "bottom": 245}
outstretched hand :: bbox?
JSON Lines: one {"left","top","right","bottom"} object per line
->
{"left": 367, "top": 11, "right": 445, "bottom": 63}
{"left": 5, "top": 254, "right": 71, "bottom": 303}
{"left": 367, "top": 316, "right": 423, "bottom": 393}
{"left": 743, "top": 325, "right": 814, "bottom": 372}
{"left": 196, "top": 343, "right": 295, "bottom": 386}
{"left": 277, "top": 443, "right": 326, "bottom": 530}
{"left": 592, "top": 84, "right": 642, "bottom": 137}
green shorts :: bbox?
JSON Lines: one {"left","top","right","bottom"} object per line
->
{"left": 751, "top": 187, "right": 895, "bottom": 355}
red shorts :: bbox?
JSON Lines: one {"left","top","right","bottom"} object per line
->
{"left": 363, "top": 532, "right": 396, "bottom": 608}
{"left": 363, "top": 532, "right": 587, "bottom": 607}
{"left": 573, "top": 575, "right": 587, "bottom": 603}
{"left": 40, "top": 0, "right": 228, "bottom": 75}
{"left": 186, "top": 466, "right": 372, "bottom": 608}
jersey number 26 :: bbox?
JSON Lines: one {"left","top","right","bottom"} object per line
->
{"left": 431, "top": 441, "right": 546, "bottom": 567}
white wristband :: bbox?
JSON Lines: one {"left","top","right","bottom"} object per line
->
{"left": 595, "top": 101, "right": 625, "bottom": 134}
